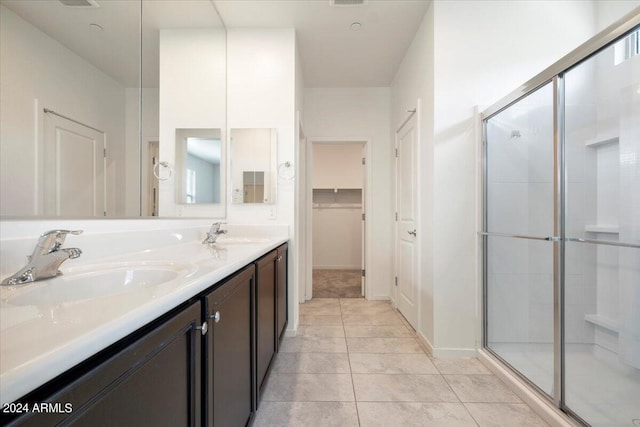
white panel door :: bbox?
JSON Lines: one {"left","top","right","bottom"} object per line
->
{"left": 44, "top": 113, "right": 106, "bottom": 216}
{"left": 396, "top": 114, "right": 418, "bottom": 328}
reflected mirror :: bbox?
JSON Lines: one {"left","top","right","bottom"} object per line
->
{"left": 0, "top": 0, "right": 226, "bottom": 218}
{"left": 230, "top": 129, "right": 277, "bottom": 205}
{"left": 175, "top": 129, "right": 222, "bottom": 205}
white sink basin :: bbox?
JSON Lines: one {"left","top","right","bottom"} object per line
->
{"left": 3, "top": 262, "right": 196, "bottom": 306}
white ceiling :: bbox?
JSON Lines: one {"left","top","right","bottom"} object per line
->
{"left": 217, "top": 0, "right": 431, "bottom": 87}
{"left": 1, "top": 0, "right": 430, "bottom": 88}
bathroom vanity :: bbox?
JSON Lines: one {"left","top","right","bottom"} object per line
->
{"left": 0, "top": 225, "right": 288, "bottom": 426}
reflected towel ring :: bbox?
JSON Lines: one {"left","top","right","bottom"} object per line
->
{"left": 153, "top": 161, "right": 172, "bottom": 181}
{"left": 278, "top": 161, "right": 294, "bottom": 181}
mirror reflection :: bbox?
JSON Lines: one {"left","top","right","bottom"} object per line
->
{"left": 0, "top": 0, "right": 226, "bottom": 218}
{"left": 175, "top": 129, "right": 222, "bottom": 205}
{"left": 230, "top": 129, "right": 277, "bottom": 205}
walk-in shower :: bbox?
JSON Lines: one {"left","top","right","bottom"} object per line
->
{"left": 481, "top": 11, "right": 640, "bottom": 427}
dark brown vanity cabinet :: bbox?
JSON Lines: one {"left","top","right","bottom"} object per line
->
{"left": 5, "top": 302, "right": 203, "bottom": 427}
{"left": 4, "top": 243, "right": 289, "bottom": 427}
{"left": 276, "top": 243, "right": 288, "bottom": 346}
{"left": 203, "top": 265, "right": 254, "bottom": 427}
{"left": 255, "top": 250, "right": 277, "bottom": 398}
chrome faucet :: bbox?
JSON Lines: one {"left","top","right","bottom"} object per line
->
{"left": 1, "top": 230, "right": 83, "bottom": 286}
{"left": 202, "top": 222, "right": 227, "bottom": 245}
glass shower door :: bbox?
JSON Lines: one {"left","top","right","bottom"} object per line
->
{"left": 484, "top": 82, "right": 557, "bottom": 397}
{"left": 563, "top": 27, "right": 640, "bottom": 426}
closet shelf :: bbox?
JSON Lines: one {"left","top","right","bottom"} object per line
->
{"left": 585, "top": 314, "right": 619, "bottom": 333}
{"left": 584, "top": 135, "right": 619, "bottom": 147}
{"left": 584, "top": 225, "right": 619, "bottom": 234}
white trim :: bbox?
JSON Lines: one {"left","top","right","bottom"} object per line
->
{"left": 478, "top": 349, "right": 581, "bottom": 427}
{"left": 416, "top": 331, "right": 433, "bottom": 356}
{"left": 306, "top": 136, "right": 372, "bottom": 301}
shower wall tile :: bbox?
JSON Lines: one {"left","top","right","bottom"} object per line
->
{"left": 487, "top": 238, "right": 527, "bottom": 275}
{"left": 527, "top": 241, "right": 553, "bottom": 275}
{"left": 487, "top": 131, "right": 529, "bottom": 183}
{"left": 488, "top": 183, "right": 528, "bottom": 233}
{"left": 565, "top": 182, "right": 586, "bottom": 236}
{"left": 528, "top": 304, "right": 553, "bottom": 343}
{"left": 527, "top": 183, "right": 553, "bottom": 236}
{"left": 527, "top": 134, "right": 554, "bottom": 184}
{"left": 527, "top": 274, "right": 553, "bottom": 305}
{"left": 488, "top": 274, "right": 529, "bottom": 343}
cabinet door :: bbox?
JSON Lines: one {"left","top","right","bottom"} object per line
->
{"left": 7, "top": 303, "right": 202, "bottom": 427}
{"left": 276, "top": 243, "right": 288, "bottom": 346}
{"left": 204, "top": 265, "right": 254, "bottom": 427}
{"left": 255, "top": 250, "right": 277, "bottom": 397}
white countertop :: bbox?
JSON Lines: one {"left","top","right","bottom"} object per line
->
{"left": 0, "top": 229, "right": 287, "bottom": 405}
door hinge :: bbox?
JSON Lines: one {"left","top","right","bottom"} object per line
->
{"left": 395, "top": 212, "right": 398, "bottom": 221}
{"left": 395, "top": 148, "right": 398, "bottom": 158}
{"left": 362, "top": 157, "right": 366, "bottom": 166}
{"left": 103, "top": 148, "right": 107, "bottom": 158}
{"left": 103, "top": 211, "right": 107, "bottom": 217}
{"left": 395, "top": 277, "right": 398, "bottom": 286}
{"left": 361, "top": 269, "right": 366, "bottom": 277}
{"left": 362, "top": 213, "right": 365, "bottom": 221}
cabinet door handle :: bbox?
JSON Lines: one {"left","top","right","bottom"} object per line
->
{"left": 210, "top": 311, "right": 221, "bottom": 323}
{"left": 408, "top": 229, "right": 417, "bottom": 237}
{"left": 195, "top": 321, "right": 208, "bottom": 336}
{"left": 276, "top": 256, "right": 283, "bottom": 262}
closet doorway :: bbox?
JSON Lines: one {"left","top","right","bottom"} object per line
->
{"left": 308, "top": 139, "right": 368, "bottom": 299}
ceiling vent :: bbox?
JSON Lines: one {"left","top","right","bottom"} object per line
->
{"left": 331, "top": 0, "right": 367, "bottom": 6}
{"left": 59, "top": 0, "right": 100, "bottom": 7}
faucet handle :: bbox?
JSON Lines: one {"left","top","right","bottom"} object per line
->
{"left": 41, "top": 229, "right": 83, "bottom": 238}
{"left": 38, "top": 230, "right": 83, "bottom": 252}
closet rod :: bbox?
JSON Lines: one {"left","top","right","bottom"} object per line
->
{"left": 396, "top": 108, "right": 416, "bottom": 133}
{"left": 43, "top": 108, "right": 104, "bottom": 134}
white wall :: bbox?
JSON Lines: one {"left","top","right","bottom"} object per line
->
{"left": 158, "top": 28, "right": 226, "bottom": 217}
{"left": 391, "top": 3, "right": 435, "bottom": 344}
{"left": 227, "top": 28, "right": 298, "bottom": 330}
{"left": 391, "top": 0, "right": 599, "bottom": 356}
{"left": 303, "top": 88, "right": 392, "bottom": 299}
{"left": 0, "top": 5, "right": 127, "bottom": 217}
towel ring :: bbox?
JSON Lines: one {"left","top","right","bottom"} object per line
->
{"left": 278, "top": 161, "right": 294, "bottom": 181}
{"left": 153, "top": 161, "right": 172, "bottom": 181}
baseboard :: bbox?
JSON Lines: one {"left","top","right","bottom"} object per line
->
{"left": 477, "top": 349, "right": 580, "bottom": 427}
{"left": 416, "top": 331, "right": 433, "bottom": 356}
{"left": 432, "top": 347, "right": 478, "bottom": 358}
{"left": 416, "top": 332, "right": 477, "bottom": 358}
{"left": 312, "top": 266, "right": 361, "bottom": 270}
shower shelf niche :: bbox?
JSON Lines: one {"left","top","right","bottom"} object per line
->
{"left": 584, "top": 134, "right": 619, "bottom": 147}
{"left": 584, "top": 225, "right": 619, "bottom": 234}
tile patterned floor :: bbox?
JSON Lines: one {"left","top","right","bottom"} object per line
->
{"left": 254, "top": 298, "right": 549, "bottom": 427}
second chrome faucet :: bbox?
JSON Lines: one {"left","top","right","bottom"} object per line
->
{"left": 202, "top": 222, "right": 227, "bottom": 245}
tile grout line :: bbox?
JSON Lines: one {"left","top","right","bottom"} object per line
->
{"left": 340, "top": 297, "right": 362, "bottom": 427}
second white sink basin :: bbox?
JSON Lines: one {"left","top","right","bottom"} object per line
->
{"left": 4, "top": 262, "right": 196, "bottom": 306}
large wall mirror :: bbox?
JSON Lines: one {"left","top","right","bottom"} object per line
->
{"left": 0, "top": 0, "right": 226, "bottom": 218}
{"left": 230, "top": 128, "right": 277, "bottom": 205}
